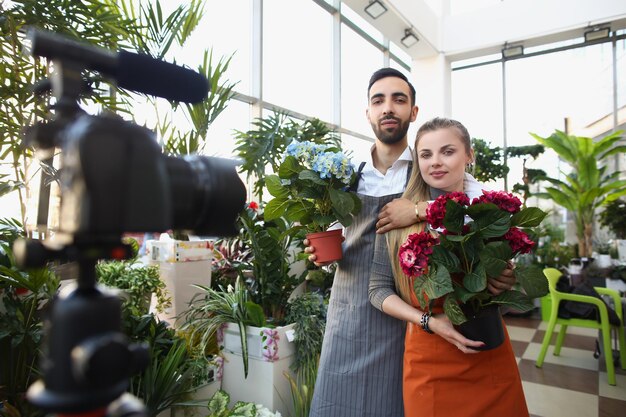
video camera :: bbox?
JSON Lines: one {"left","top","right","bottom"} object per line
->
{"left": 14, "top": 28, "right": 247, "bottom": 417}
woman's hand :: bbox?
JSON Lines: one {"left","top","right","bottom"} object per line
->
{"left": 376, "top": 198, "right": 426, "bottom": 234}
{"left": 427, "top": 314, "right": 484, "bottom": 354}
{"left": 487, "top": 260, "right": 516, "bottom": 295}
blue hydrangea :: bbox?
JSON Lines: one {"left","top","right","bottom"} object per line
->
{"left": 286, "top": 140, "right": 354, "bottom": 185}
{"left": 286, "top": 140, "right": 327, "bottom": 164}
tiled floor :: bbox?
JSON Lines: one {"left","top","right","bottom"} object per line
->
{"left": 503, "top": 312, "right": 626, "bottom": 417}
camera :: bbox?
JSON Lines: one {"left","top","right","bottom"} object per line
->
{"left": 15, "top": 28, "right": 247, "bottom": 416}
{"left": 23, "top": 29, "right": 246, "bottom": 241}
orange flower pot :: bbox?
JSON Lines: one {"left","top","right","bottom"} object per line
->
{"left": 306, "top": 229, "right": 343, "bottom": 263}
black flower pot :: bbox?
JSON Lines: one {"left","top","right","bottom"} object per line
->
{"left": 455, "top": 304, "right": 504, "bottom": 351}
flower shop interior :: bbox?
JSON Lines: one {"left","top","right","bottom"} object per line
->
{"left": 2, "top": 1, "right": 626, "bottom": 417}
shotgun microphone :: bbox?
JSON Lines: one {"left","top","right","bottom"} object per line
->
{"left": 26, "top": 28, "right": 208, "bottom": 103}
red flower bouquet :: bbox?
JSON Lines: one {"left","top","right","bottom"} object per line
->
{"left": 399, "top": 190, "right": 549, "bottom": 325}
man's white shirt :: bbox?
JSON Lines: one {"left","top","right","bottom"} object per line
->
{"left": 356, "top": 145, "right": 484, "bottom": 198}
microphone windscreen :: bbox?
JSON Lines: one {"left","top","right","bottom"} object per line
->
{"left": 116, "top": 51, "right": 209, "bottom": 103}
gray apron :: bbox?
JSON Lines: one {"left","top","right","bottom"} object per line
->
{"left": 310, "top": 165, "right": 411, "bottom": 417}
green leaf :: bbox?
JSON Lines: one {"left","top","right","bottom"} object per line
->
{"left": 413, "top": 275, "right": 428, "bottom": 309}
{"left": 443, "top": 200, "right": 465, "bottom": 233}
{"left": 479, "top": 241, "right": 512, "bottom": 277}
{"left": 265, "top": 175, "right": 289, "bottom": 199}
{"left": 284, "top": 201, "right": 310, "bottom": 223}
{"left": 443, "top": 295, "right": 467, "bottom": 325}
{"left": 299, "top": 169, "right": 327, "bottom": 186}
{"left": 463, "top": 263, "right": 487, "bottom": 292}
{"left": 244, "top": 301, "right": 266, "bottom": 327}
{"left": 514, "top": 264, "right": 549, "bottom": 298}
{"left": 263, "top": 197, "right": 289, "bottom": 220}
{"left": 489, "top": 290, "right": 535, "bottom": 312}
{"left": 454, "top": 284, "right": 475, "bottom": 304}
{"left": 278, "top": 155, "right": 302, "bottom": 179}
{"left": 430, "top": 245, "right": 461, "bottom": 273}
{"left": 207, "top": 390, "right": 230, "bottom": 415}
{"left": 424, "top": 266, "right": 454, "bottom": 300}
{"left": 476, "top": 213, "right": 511, "bottom": 238}
{"left": 511, "top": 207, "right": 548, "bottom": 227}
{"left": 445, "top": 233, "right": 474, "bottom": 243}
{"left": 329, "top": 188, "right": 355, "bottom": 218}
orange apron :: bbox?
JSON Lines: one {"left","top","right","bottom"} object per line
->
{"left": 402, "top": 309, "right": 529, "bottom": 417}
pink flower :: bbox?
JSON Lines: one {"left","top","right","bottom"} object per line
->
{"left": 426, "top": 192, "right": 470, "bottom": 229}
{"left": 504, "top": 227, "right": 535, "bottom": 254}
{"left": 471, "top": 190, "right": 521, "bottom": 214}
{"left": 398, "top": 232, "right": 439, "bottom": 277}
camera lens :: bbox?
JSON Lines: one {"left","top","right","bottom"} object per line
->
{"left": 164, "top": 155, "right": 246, "bottom": 236}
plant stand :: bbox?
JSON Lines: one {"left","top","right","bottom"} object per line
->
{"left": 220, "top": 322, "right": 296, "bottom": 417}
{"left": 147, "top": 240, "right": 212, "bottom": 326}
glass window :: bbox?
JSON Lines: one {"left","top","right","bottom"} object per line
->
{"left": 618, "top": 38, "right": 626, "bottom": 110}
{"left": 341, "top": 134, "right": 373, "bottom": 165}
{"left": 202, "top": 99, "right": 251, "bottom": 159}
{"left": 451, "top": 63, "right": 504, "bottom": 189}
{"left": 390, "top": 42, "right": 412, "bottom": 69}
{"left": 341, "top": 23, "right": 384, "bottom": 137}
{"left": 341, "top": 3, "right": 384, "bottom": 45}
{"left": 505, "top": 44, "right": 614, "bottom": 188}
{"left": 172, "top": 0, "right": 251, "bottom": 95}
{"left": 263, "top": 0, "right": 332, "bottom": 121}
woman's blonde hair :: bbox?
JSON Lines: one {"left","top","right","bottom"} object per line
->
{"left": 385, "top": 117, "right": 473, "bottom": 304}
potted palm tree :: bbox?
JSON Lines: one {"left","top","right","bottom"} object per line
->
{"left": 531, "top": 130, "right": 626, "bottom": 257}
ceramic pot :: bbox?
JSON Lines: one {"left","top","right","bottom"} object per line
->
{"left": 306, "top": 229, "right": 343, "bottom": 263}
{"left": 455, "top": 304, "right": 504, "bottom": 351}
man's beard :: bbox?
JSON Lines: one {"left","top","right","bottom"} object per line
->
{"left": 371, "top": 116, "right": 410, "bottom": 145}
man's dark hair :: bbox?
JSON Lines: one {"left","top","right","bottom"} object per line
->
{"left": 367, "top": 67, "right": 416, "bottom": 106}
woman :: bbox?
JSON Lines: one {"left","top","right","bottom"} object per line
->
{"left": 369, "top": 117, "right": 528, "bottom": 417}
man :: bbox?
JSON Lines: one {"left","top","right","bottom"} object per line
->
{"left": 307, "top": 68, "right": 419, "bottom": 417}
{"left": 307, "top": 68, "right": 516, "bottom": 417}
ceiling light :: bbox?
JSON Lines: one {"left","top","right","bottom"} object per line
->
{"left": 364, "top": 1, "right": 387, "bottom": 19}
{"left": 401, "top": 29, "right": 419, "bottom": 48}
{"left": 502, "top": 45, "right": 524, "bottom": 59}
{"left": 584, "top": 26, "right": 610, "bottom": 42}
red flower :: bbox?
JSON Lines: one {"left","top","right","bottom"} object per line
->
{"left": 398, "top": 232, "right": 439, "bottom": 277}
{"left": 504, "top": 227, "right": 535, "bottom": 254}
{"left": 471, "top": 190, "right": 521, "bottom": 214}
{"left": 426, "top": 192, "right": 470, "bottom": 229}
{"left": 248, "top": 201, "right": 259, "bottom": 211}
{"left": 15, "top": 287, "right": 29, "bottom": 296}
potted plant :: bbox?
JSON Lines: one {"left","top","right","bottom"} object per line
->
{"left": 599, "top": 199, "right": 626, "bottom": 262}
{"left": 264, "top": 140, "right": 361, "bottom": 263}
{"left": 399, "top": 190, "right": 549, "bottom": 349}
{"left": 237, "top": 202, "right": 302, "bottom": 322}
{"left": 204, "top": 390, "right": 282, "bottom": 417}
{"left": 96, "top": 252, "right": 171, "bottom": 316}
{"left": 180, "top": 277, "right": 300, "bottom": 417}
{"left": 123, "top": 313, "right": 214, "bottom": 417}
{"left": 282, "top": 292, "right": 326, "bottom": 417}
{"left": 0, "top": 219, "right": 59, "bottom": 417}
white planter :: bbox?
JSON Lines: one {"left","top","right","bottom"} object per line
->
{"left": 220, "top": 323, "right": 296, "bottom": 417}
{"left": 151, "top": 259, "right": 212, "bottom": 326}
{"left": 595, "top": 254, "right": 612, "bottom": 268}
{"left": 617, "top": 239, "right": 626, "bottom": 263}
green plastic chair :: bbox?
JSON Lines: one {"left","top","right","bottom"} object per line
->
{"left": 536, "top": 268, "right": 626, "bottom": 385}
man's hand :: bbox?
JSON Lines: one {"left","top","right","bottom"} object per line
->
{"left": 487, "top": 261, "right": 516, "bottom": 295}
{"left": 376, "top": 198, "right": 425, "bottom": 234}
{"left": 304, "top": 238, "right": 339, "bottom": 267}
